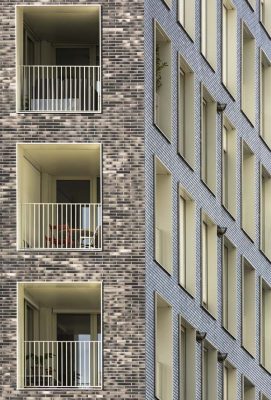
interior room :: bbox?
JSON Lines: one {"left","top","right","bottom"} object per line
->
{"left": 17, "top": 143, "right": 102, "bottom": 250}
{"left": 16, "top": 5, "right": 101, "bottom": 112}
{"left": 17, "top": 282, "right": 102, "bottom": 388}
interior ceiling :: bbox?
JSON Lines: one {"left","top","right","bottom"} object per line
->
{"left": 22, "top": 144, "right": 100, "bottom": 176}
{"left": 23, "top": 6, "right": 99, "bottom": 44}
{"left": 24, "top": 283, "right": 101, "bottom": 310}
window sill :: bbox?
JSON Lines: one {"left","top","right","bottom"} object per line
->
{"left": 201, "top": 304, "right": 216, "bottom": 321}
{"left": 153, "top": 122, "right": 171, "bottom": 144}
{"left": 176, "top": 21, "right": 194, "bottom": 43}
{"left": 259, "top": 134, "right": 271, "bottom": 152}
{"left": 260, "top": 248, "right": 271, "bottom": 264}
{"left": 240, "top": 109, "right": 255, "bottom": 128}
{"left": 241, "top": 344, "right": 255, "bottom": 359}
{"left": 244, "top": 0, "right": 255, "bottom": 12}
{"left": 221, "top": 82, "right": 236, "bottom": 102}
{"left": 161, "top": 0, "right": 171, "bottom": 11}
{"left": 178, "top": 283, "right": 195, "bottom": 300}
{"left": 241, "top": 227, "right": 255, "bottom": 244}
{"left": 260, "top": 362, "right": 271, "bottom": 376}
{"left": 153, "top": 258, "right": 172, "bottom": 277}
{"left": 221, "top": 204, "right": 236, "bottom": 221}
{"left": 177, "top": 151, "right": 194, "bottom": 172}
{"left": 222, "top": 325, "right": 236, "bottom": 340}
{"left": 259, "top": 21, "right": 271, "bottom": 39}
{"left": 200, "top": 53, "right": 216, "bottom": 73}
{"left": 200, "top": 179, "right": 216, "bottom": 198}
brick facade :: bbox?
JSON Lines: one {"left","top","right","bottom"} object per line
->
{"left": 0, "top": 1, "right": 146, "bottom": 399}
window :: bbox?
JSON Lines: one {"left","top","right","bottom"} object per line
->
{"left": 17, "top": 282, "right": 102, "bottom": 389}
{"left": 201, "top": 0, "right": 217, "bottom": 69}
{"left": 242, "top": 258, "right": 256, "bottom": 356}
{"left": 178, "top": 0, "right": 195, "bottom": 40}
{"left": 16, "top": 143, "right": 102, "bottom": 251}
{"left": 260, "top": 0, "right": 271, "bottom": 34}
{"left": 260, "top": 278, "right": 271, "bottom": 372}
{"left": 179, "top": 187, "right": 195, "bottom": 296}
{"left": 222, "top": 117, "right": 237, "bottom": 217}
{"left": 223, "top": 362, "right": 237, "bottom": 400}
{"left": 201, "top": 213, "right": 217, "bottom": 317}
{"left": 180, "top": 317, "right": 196, "bottom": 400}
{"left": 260, "top": 165, "right": 271, "bottom": 259}
{"left": 154, "top": 21, "right": 172, "bottom": 140}
{"left": 16, "top": 6, "right": 101, "bottom": 113}
{"left": 241, "top": 141, "right": 255, "bottom": 240}
{"left": 202, "top": 342, "right": 217, "bottom": 400}
{"left": 222, "top": 1, "right": 237, "bottom": 97}
{"left": 241, "top": 23, "right": 256, "bottom": 124}
{"left": 260, "top": 51, "right": 271, "bottom": 147}
{"left": 201, "top": 85, "right": 217, "bottom": 193}
{"left": 154, "top": 157, "right": 172, "bottom": 274}
{"left": 242, "top": 376, "right": 255, "bottom": 400}
{"left": 178, "top": 55, "right": 195, "bottom": 167}
{"left": 155, "top": 293, "right": 173, "bottom": 400}
{"left": 222, "top": 238, "right": 237, "bottom": 336}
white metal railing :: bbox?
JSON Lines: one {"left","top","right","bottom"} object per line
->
{"left": 24, "top": 341, "right": 102, "bottom": 388}
{"left": 20, "top": 65, "right": 101, "bottom": 112}
{"left": 20, "top": 203, "right": 102, "bottom": 250}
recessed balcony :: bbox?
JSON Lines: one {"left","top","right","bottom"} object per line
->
{"left": 16, "top": 6, "right": 101, "bottom": 113}
{"left": 17, "top": 282, "right": 102, "bottom": 389}
{"left": 17, "top": 143, "right": 102, "bottom": 251}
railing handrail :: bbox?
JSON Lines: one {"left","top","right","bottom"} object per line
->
{"left": 20, "top": 202, "right": 101, "bottom": 206}
{"left": 21, "top": 65, "right": 101, "bottom": 68}
{"left": 24, "top": 340, "right": 101, "bottom": 343}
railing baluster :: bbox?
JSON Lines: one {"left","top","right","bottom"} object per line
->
{"left": 69, "top": 66, "right": 72, "bottom": 111}
{"left": 93, "top": 67, "right": 95, "bottom": 112}
{"left": 66, "top": 341, "right": 68, "bottom": 387}
{"left": 37, "top": 67, "right": 40, "bottom": 110}
{"left": 75, "top": 67, "right": 77, "bottom": 111}
{"left": 79, "top": 67, "right": 81, "bottom": 111}
{"left": 75, "top": 341, "right": 77, "bottom": 387}
{"left": 61, "top": 342, "right": 63, "bottom": 387}
{"left": 83, "top": 67, "right": 86, "bottom": 111}
{"left": 61, "top": 67, "right": 63, "bottom": 111}
{"left": 46, "top": 66, "right": 49, "bottom": 112}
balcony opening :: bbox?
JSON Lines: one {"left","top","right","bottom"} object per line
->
{"left": 16, "top": 5, "right": 101, "bottom": 113}
{"left": 17, "top": 282, "right": 102, "bottom": 389}
{"left": 17, "top": 143, "right": 102, "bottom": 251}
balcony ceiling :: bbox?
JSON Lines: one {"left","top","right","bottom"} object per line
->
{"left": 24, "top": 282, "right": 101, "bottom": 310}
{"left": 22, "top": 144, "right": 100, "bottom": 176}
{"left": 23, "top": 6, "right": 99, "bottom": 44}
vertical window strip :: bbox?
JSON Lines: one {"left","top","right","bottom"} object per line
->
{"left": 202, "top": 221, "right": 208, "bottom": 307}
{"left": 180, "top": 196, "right": 187, "bottom": 287}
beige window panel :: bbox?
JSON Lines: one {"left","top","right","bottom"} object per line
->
{"left": 242, "top": 258, "right": 256, "bottom": 357}
{"left": 241, "top": 22, "right": 256, "bottom": 125}
{"left": 201, "top": 212, "right": 217, "bottom": 318}
{"left": 241, "top": 140, "right": 255, "bottom": 241}
{"left": 154, "top": 21, "right": 172, "bottom": 141}
{"left": 260, "top": 50, "right": 271, "bottom": 148}
{"left": 178, "top": 0, "right": 195, "bottom": 40}
{"left": 179, "top": 186, "right": 195, "bottom": 296}
{"left": 222, "top": 0, "right": 237, "bottom": 98}
{"left": 178, "top": 55, "right": 195, "bottom": 168}
{"left": 222, "top": 237, "right": 237, "bottom": 337}
{"left": 180, "top": 316, "right": 196, "bottom": 400}
{"left": 201, "top": 0, "right": 217, "bottom": 69}
{"left": 155, "top": 293, "right": 173, "bottom": 400}
{"left": 222, "top": 116, "right": 237, "bottom": 218}
{"left": 201, "top": 85, "right": 217, "bottom": 194}
{"left": 154, "top": 156, "right": 172, "bottom": 274}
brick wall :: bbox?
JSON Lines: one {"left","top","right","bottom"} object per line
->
{"left": 0, "top": 1, "right": 146, "bottom": 399}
